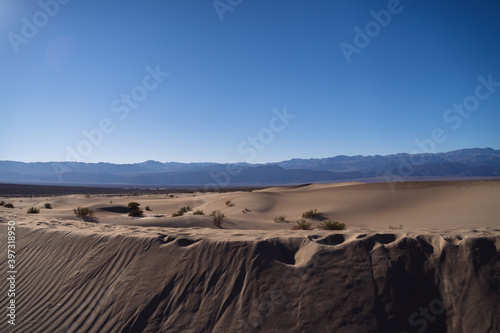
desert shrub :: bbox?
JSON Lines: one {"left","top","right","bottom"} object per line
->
{"left": 318, "top": 220, "right": 346, "bottom": 230}
{"left": 274, "top": 215, "right": 286, "bottom": 223}
{"left": 293, "top": 218, "right": 312, "bottom": 230}
{"left": 172, "top": 206, "right": 191, "bottom": 217}
{"left": 74, "top": 206, "right": 94, "bottom": 218}
{"left": 126, "top": 202, "right": 143, "bottom": 217}
{"left": 389, "top": 225, "right": 404, "bottom": 230}
{"left": 0, "top": 201, "right": 4, "bottom": 206}
{"left": 85, "top": 194, "right": 91, "bottom": 198}
{"left": 27, "top": 207, "right": 40, "bottom": 214}
{"left": 225, "top": 200, "right": 234, "bottom": 207}
{"left": 129, "top": 209, "right": 144, "bottom": 217}
{"left": 193, "top": 210, "right": 204, "bottom": 215}
{"left": 44, "top": 203, "right": 52, "bottom": 209}
{"left": 169, "top": 194, "right": 174, "bottom": 198}
{"left": 172, "top": 210, "right": 184, "bottom": 217}
{"left": 127, "top": 202, "right": 141, "bottom": 210}
{"left": 145, "top": 206, "right": 151, "bottom": 211}
{"left": 242, "top": 208, "right": 251, "bottom": 213}
{"left": 4, "top": 203, "right": 14, "bottom": 209}
{"left": 209, "top": 209, "right": 225, "bottom": 227}
{"left": 301, "top": 209, "right": 321, "bottom": 219}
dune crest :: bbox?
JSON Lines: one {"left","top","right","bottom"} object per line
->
{"left": 1, "top": 222, "right": 499, "bottom": 332}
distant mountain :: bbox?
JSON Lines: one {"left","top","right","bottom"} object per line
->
{"left": 1, "top": 148, "right": 499, "bottom": 187}
{"left": 273, "top": 148, "right": 500, "bottom": 171}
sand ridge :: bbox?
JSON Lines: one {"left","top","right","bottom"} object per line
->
{"left": 0, "top": 221, "right": 499, "bottom": 332}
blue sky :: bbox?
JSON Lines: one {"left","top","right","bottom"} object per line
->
{"left": 1, "top": 0, "right": 499, "bottom": 164}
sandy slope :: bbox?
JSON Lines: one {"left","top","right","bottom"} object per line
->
{"left": 0, "top": 222, "right": 499, "bottom": 332}
{"left": 0, "top": 181, "right": 499, "bottom": 332}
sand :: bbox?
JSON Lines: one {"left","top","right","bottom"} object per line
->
{"left": 2, "top": 180, "right": 499, "bottom": 230}
{"left": 0, "top": 181, "right": 499, "bottom": 332}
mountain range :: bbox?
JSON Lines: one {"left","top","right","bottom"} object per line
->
{"left": 1, "top": 148, "right": 499, "bottom": 187}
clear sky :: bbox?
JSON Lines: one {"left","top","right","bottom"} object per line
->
{"left": 1, "top": 0, "right": 499, "bottom": 164}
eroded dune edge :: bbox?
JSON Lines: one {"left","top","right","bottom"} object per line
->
{"left": 0, "top": 222, "right": 499, "bottom": 333}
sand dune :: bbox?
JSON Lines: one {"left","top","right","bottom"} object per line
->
{"left": 0, "top": 181, "right": 499, "bottom": 332}
{"left": 1, "top": 180, "right": 498, "bottom": 230}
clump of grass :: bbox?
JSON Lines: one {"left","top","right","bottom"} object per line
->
{"left": 172, "top": 206, "right": 191, "bottom": 217}
{"left": 44, "top": 203, "right": 52, "bottom": 209}
{"left": 127, "top": 202, "right": 143, "bottom": 217}
{"left": 318, "top": 220, "right": 346, "bottom": 230}
{"left": 0, "top": 201, "right": 5, "bottom": 206}
{"left": 193, "top": 210, "right": 204, "bottom": 215}
{"left": 74, "top": 206, "right": 94, "bottom": 218}
{"left": 127, "top": 202, "right": 140, "bottom": 210}
{"left": 129, "top": 209, "right": 144, "bottom": 217}
{"left": 389, "top": 225, "right": 404, "bottom": 230}
{"left": 225, "top": 200, "right": 234, "bottom": 207}
{"left": 301, "top": 209, "right": 321, "bottom": 219}
{"left": 209, "top": 209, "right": 225, "bottom": 227}
{"left": 145, "top": 206, "right": 151, "bottom": 211}
{"left": 274, "top": 215, "right": 286, "bottom": 223}
{"left": 293, "top": 218, "right": 312, "bottom": 230}
{"left": 27, "top": 207, "right": 40, "bottom": 214}
{"left": 4, "top": 203, "right": 14, "bottom": 209}
{"left": 242, "top": 208, "right": 251, "bottom": 213}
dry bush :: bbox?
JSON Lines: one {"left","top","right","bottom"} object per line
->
{"left": 209, "top": 210, "right": 225, "bottom": 227}
{"left": 301, "top": 209, "right": 321, "bottom": 219}
{"left": 274, "top": 215, "right": 286, "bottom": 223}
{"left": 293, "top": 218, "right": 312, "bottom": 230}
{"left": 27, "top": 207, "right": 40, "bottom": 214}
{"left": 317, "top": 220, "right": 346, "bottom": 230}
{"left": 74, "top": 206, "right": 94, "bottom": 218}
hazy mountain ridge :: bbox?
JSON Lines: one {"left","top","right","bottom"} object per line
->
{"left": 273, "top": 148, "right": 500, "bottom": 171}
{"left": 1, "top": 148, "right": 499, "bottom": 186}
